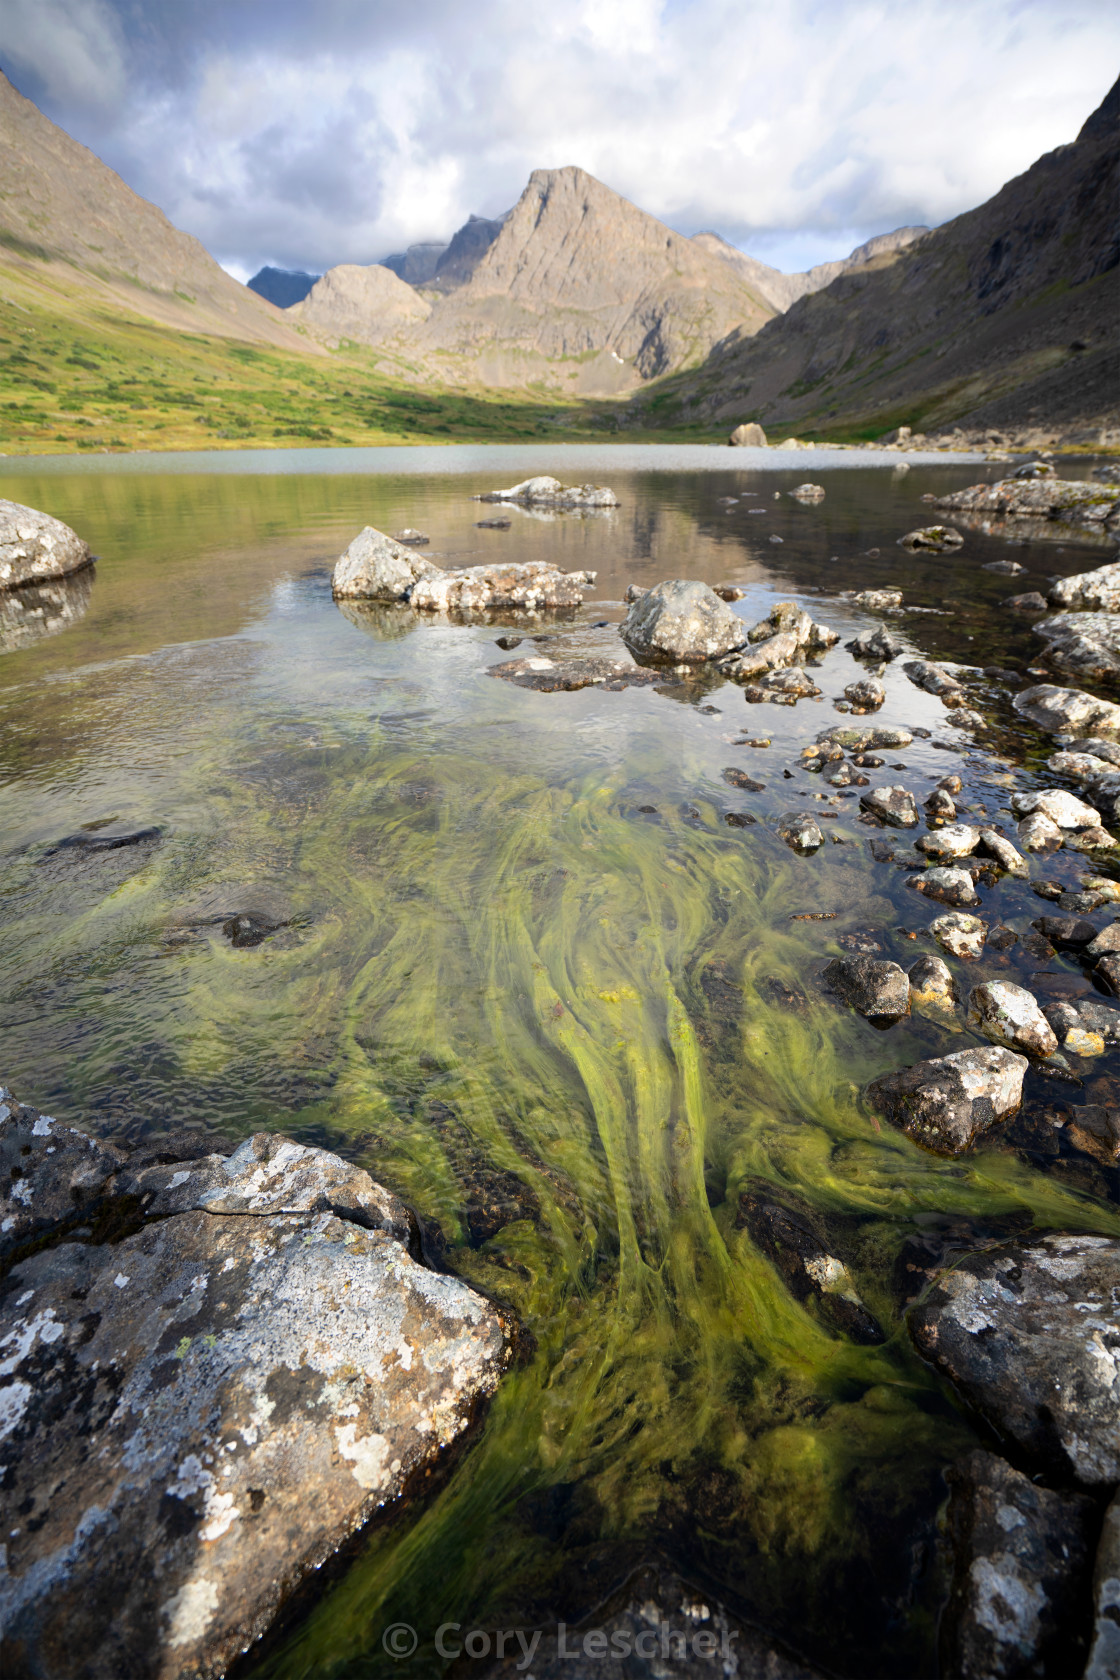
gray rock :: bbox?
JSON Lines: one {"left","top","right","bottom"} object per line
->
{"left": 903, "top": 659, "right": 965, "bottom": 700}
{"left": 1033, "top": 611, "right": 1120, "bottom": 679}
{"left": 1049, "top": 741, "right": 1120, "bottom": 779}
{"left": 822, "top": 956, "right": 910, "bottom": 1023}
{"left": 843, "top": 677, "right": 884, "bottom": 710}
{"left": 940, "top": 1451, "right": 1093, "bottom": 1680}
{"left": 392, "top": 528, "right": 429, "bottom": 545}
{"left": 331, "top": 526, "right": 442, "bottom": 600}
{"left": 410, "top": 561, "right": 595, "bottom": 612}
{"left": 1013, "top": 684, "right": 1120, "bottom": 736}
{"left": 966, "top": 980, "right": 1058, "bottom": 1058}
{"left": 907, "top": 867, "right": 980, "bottom": 907}
{"left": 488, "top": 655, "right": 660, "bottom": 693}
{"left": 1086, "top": 1491, "right": 1120, "bottom": 1680}
{"left": 477, "top": 475, "right": 619, "bottom": 507}
{"left": 0, "top": 1209, "right": 512, "bottom": 1680}
{"left": 943, "top": 705, "right": 988, "bottom": 732}
{"left": 977, "top": 828, "right": 1027, "bottom": 875}
{"left": 897, "top": 525, "right": 963, "bottom": 552}
{"left": 620, "top": 579, "right": 746, "bottom": 663}
{"left": 847, "top": 624, "right": 905, "bottom": 661}
{"left": 788, "top": 482, "right": 825, "bottom": 502}
{"left": 866, "top": 1046, "right": 1026, "bottom": 1154}
{"left": 1044, "top": 997, "right": 1120, "bottom": 1055}
{"left": 1048, "top": 557, "right": 1120, "bottom": 612}
{"left": 1005, "top": 591, "right": 1049, "bottom": 612}
{"left": 930, "top": 913, "right": 987, "bottom": 960}
{"left": 1018, "top": 810, "right": 1065, "bottom": 852}
{"left": 982, "top": 558, "right": 1026, "bottom": 574}
{"left": 859, "top": 785, "right": 919, "bottom": 827}
{"left": 932, "top": 477, "right": 1120, "bottom": 527}
{"left": 0, "top": 1089, "right": 132, "bottom": 1264}
{"left": 1087, "top": 921, "right": 1120, "bottom": 958}
{"left": 818, "top": 725, "right": 912, "bottom": 750}
{"left": 728, "top": 421, "right": 767, "bottom": 447}
{"left": 925, "top": 787, "right": 957, "bottom": 821}
{"left": 0, "top": 498, "right": 92, "bottom": 589}
{"left": 915, "top": 824, "right": 980, "bottom": 860}
{"left": 1012, "top": 787, "right": 1102, "bottom": 828}
{"left": 909, "top": 1234, "right": 1120, "bottom": 1482}
{"left": 852, "top": 589, "right": 902, "bottom": 611}
{"left": 776, "top": 812, "right": 824, "bottom": 853}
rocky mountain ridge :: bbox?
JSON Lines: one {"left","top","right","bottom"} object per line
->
{"left": 691, "top": 225, "right": 928, "bottom": 312}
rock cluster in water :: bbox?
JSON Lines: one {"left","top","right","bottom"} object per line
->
{"left": 332, "top": 525, "right": 596, "bottom": 611}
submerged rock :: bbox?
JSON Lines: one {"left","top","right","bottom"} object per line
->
{"left": 0, "top": 498, "right": 93, "bottom": 589}
{"left": 940, "top": 1451, "right": 1093, "bottom": 1680}
{"left": 859, "top": 785, "right": 919, "bottom": 827}
{"left": 620, "top": 579, "right": 745, "bottom": 663}
{"left": 930, "top": 913, "right": 987, "bottom": 960}
{"left": 897, "top": 525, "right": 963, "bottom": 552}
{"left": 909, "top": 1234, "right": 1120, "bottom": 1482}
{"left": 866, "top": 1046, "right": 1026, "bottom": 1154}
{"left": 1043, "top": 996, "right": 1120, "bottom": 1056}
{"left": 488, "top": 655, "right": 661, "bottom": 692}
{"left": 737, "top": 1190, "right": 884, "bottom": 1344}
{"left": 476, "top": 476, "right": 619, "bottom": 507}
{"left": 0, "top": 569, "right": 94, "bottom": 652}
{"left": 1005, "top": 591, "right": 1049, "bottom": 612}
{"left": 908, "top": 867, "right": 979, "bottom": 907}
{"left": 1013, "top": 684, "right": 1120, "bottom": 736}
{"left": 822, "top": 956, "right": 910, "bottom": 1024}
{"left": 966, "top": 980, "right": 1058, "bottom": 1058}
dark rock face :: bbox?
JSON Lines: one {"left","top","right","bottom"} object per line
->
{"left": 909, "top": 1234, "right": 1120, "bottom": 1483}
{"left": 0, "top": 1090, "right": 131, "bottom": 1264}
{"left": 736, "top": 1191, "right": 884, "bottom": 1345}
{"left": 1086, "top": 1491, "right": 1120, "bottom": 1680}
{"left": 822, "top": 956, "right": 910, "bottom": 1024}
{"left": 866, "top": 1046, "right": 1027, "bottom": 1154}
{"left": 940, "top": 1451, "right": 1094, "bottom": 1680}
{"left": 0, "top": 499, "right": 92, "bottom": 589}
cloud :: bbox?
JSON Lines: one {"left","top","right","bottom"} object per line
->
{"left": 3, "top": 0, "right": 1118, "bottom": 276}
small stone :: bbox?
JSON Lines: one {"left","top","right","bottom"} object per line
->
{"left": 788, "top": 482, "right": 825, "bottom": 502}
{"left": 915, "top": 824, "right": 980, "bottom": 860}
{"left": 982, "top": 558, "right": 1026, "bottom": 574}
{"left": 822, "top": 956, "right": 910, "bottom": 1023}
{"left": 853, "top": 589, "right": 902, "bottom": 611}
{"left": 847, "top": 624, "right": 905, "bottom": 661}
{"left": 724, "top": 812, "right": 757, "bottom": 828}
{"left": 908, "top": 955, "right": 958, "bottom": 1019}
{"left": 818, "top": 725, "right": 912, "bottom": 750}
{"left": 903, "top": 659, "right": 965, "bottom": 700}
{"left": 776, "top": 812, "right": 824, "bottom": 853}
{"left": 850, "top": 753, "right": 884, "bottom": 769}
{"left": 1031, "top": 878, "right": 1065, "bottom": 901}
{"left": 866, "top": 1045, "right": 1027, "bottom": 1154}
{"left": 925, "top": 787, "right": 956, "bottom": 821}
{"left": 1095, "top": 954, "right": 1120, "bottom": 994}
{"left": 859, "top": 785, "right": 919, "bottom": 827}
{"left": 1005, "top": 591, "right": 1049, "bottom": 612}
{"left": 843, "top": 677, "right": 885, "bottom": 710}
{"left": 1066, "top": 826, "right": 1119, "bottom": 852}
{"left": 931, "top": 913, "right": 986, "bottom": 960}
{"left": 977, "top": 828, "right": 1027, "bottom": 875}
{"left": 722, "top": 767, "right": 765, "bottom": 792}
{"left": 898, "top": 526, "right": 964, "bottom": 552}
{"left": 392, "top": 528, "right": 429, "bottom": 545}
{"left": 475, "top": 517, "right": 512, "bottom": 529}
{"left": 712, "top": 583, "right": 745, "bottom": 601}
{"left": 943, "top": 706, "right": 988, "bottom": 732}
{"left": 985, "top": 925, "right": 1018, "bottom": 951}
{"left": 967, "top": 980, "right": 1058, "bottom": 1058}
{"left": 1031, "top": 915, "right": 1100, "bottom": 949}
{"left": 908, "top": 867, "right": 979, "bottom": 907}
{"left": 495, "top": 634, "right": 522, "bottom": 650}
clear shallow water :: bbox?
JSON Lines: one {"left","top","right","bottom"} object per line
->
{"left": 1, "top": 447, "right": 1117, "bottom": 1678}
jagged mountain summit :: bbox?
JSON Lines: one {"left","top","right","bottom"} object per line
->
{"left": 380, "top": 166, "right": 778, "bottom": 394}
{"left": 247, "top": 267, "right": 320, "bottom": 308}
{"left": 0, "top": 69, "right": 314, "bottom": 352}
{"left": 692, "top": 226, "right": 928, "bottom": 312}
{"left": 381, "top": 213, "right": 510, "bottom": 294}
{"left": 652, "top": 74, "right": 1120, "bottom": 439}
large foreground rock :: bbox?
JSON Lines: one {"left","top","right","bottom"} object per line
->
{"left": 866, "top": 1046, "right": 1026, "bottom": 1154}
{"left": 1012, "top": 683, "right": 1120, "bottom": 736}
{"left": 620, "top": 579, "right": 746, "bottom": 663}
{"left": 0, "top": 1094, "right": 513, "bottom": 1679}
{"left": 0, "top": 499, "right": 92, "bottom": 589}
{"left": 332, "top": 526, "right": 442, "bottom": 600}
{"left": 941, "top": 1451, "right": 1093, "bottom": 1680}
{"left": 909, "top": 1234, "right": 1120, "bottom": 1484}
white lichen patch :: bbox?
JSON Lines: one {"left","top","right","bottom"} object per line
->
{"left": 163, "top": 1575, "right": 221, "bottom": 1647}
{"left": 335, "top": 1423, "right": 392, "bottom": 1490}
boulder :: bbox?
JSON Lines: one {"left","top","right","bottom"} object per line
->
{"left": 977, "top": 829, "right": 1027, "bottom": 875}
{"left": 903, "top": 660, "right": 965, "bottom": 700}
{"left": 822, "top": 956, "right": 910, "bottom": 1024}
{"left": 409, "top": 561, "right": 595, "bottom": 613}
{"left": 332, "top": 526, "right": 442, "bottom": 600}
{"left": 847, "top": 624, "right": 905, "bottom": 661}
{"left": 0, "top": 498, "right": 92, "bottom": 589}
{"left": 776, "top": 812, "right": 823, "bottom": 853}
{"left": 1018, "top": 811, "right": 1064, "bottom": 851}
{"left": 908, "top": 954, "right": 957, "bottom": 1017}
{"left": 909, "top": 1234, "right": 1120, "bottom": 1482}
{"left": 897, "top": 526, "right": 963, "bottom": 552}
{"left": 930, "top": 913, "right": 987, "bottom": 960}
{"left": 940, "top": 1451, "right": 1093, "bottom": 1680}
{"left": 866, "top": 1045, "right": 1026, "bottom": 1154}
{"left": 859, "top": 785, "right": 919, "bottom": 827}
{"left": 477, "top": 476, "right": 619, "bottom": 508}
{"left": 915, "top": 824, "right": 980, "bottom": 860}
{"left": 620, "top": 579, "right": 745, "bottom": 663}
{"left": 1049, "top": 558, "right": 1120, "bottom": 612}
{"left": 1086, "top": 1492, "right": 1120, "bottom": 1680}
{"left": 728, "top": 422, "right": 767, "bottom": 447}
{"left": 1012, "top": 684, "right": 1120, "bottom": 736}
{"left": 1044, "top": 997, "right": 1120, "bottom": 1056}
{"left": 907, "top": 867, "right": 980, "bottom": 907}
{"left": 1032, "top": 611, "right": 1120, "bottom": 679}
{"left": 966, "top": 980, "right": 1058, "bottom": 1058}
{"left": 1012, "top": 787, "right": 1102, "bottom": 828}
{"left": 488, "top": 656, "right": 660, "bottom": 693}
{"left": 930, "top": 477, "right": 1120, "bottom": 527}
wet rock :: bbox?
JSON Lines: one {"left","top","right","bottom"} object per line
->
{"left": 940, "top": 1451, "right": 1093, "bottom": 1680}
{"left": 331, "top": 526, "right": 442, "bottom": 600}
{"left": 1031, "top": 914, "right": 1100, "bottom": 949}
{"left": 982, "top": 558, "right": 1026, "bottom": 575}
{"left": 898, "top": 525, "right": 963, "bottom": 552}
{"left": 909, "top": 1233, "right": 1120, "bottom": 1482}
{"left": 737, "top": 1190, "right": 884, "bottom": 1343}
{"left": 411, "top": 561, "right": 595, "bottom": 613}
{"left": 1049, "top": 740, "right": 1120, "bottom": 779}
{"left": 908, "top": 954, "right": 958, "bottom": 1014}
{"left": 776, "top": 812, "right": 824, "bottom": 853}
{"left": 722, "top": 767, "right": 765, "bottom": 792}
{"left": 1031, "top": 878, "right": 1065, "bottom": 901}
{"left": 1005, "top": 591, "right": 1049, "bottom": 612}
{"left": 741, "top": 599, "right": 838, "bottom": 654}
{"left": 494, "top": 634, "right": 522, "bottom": 650}
{"left": 985, "top": 926, "right": 1019, "bottom": 951}
{"left": 488, "top": 656, "right": 660, "bottom": 692}
{"left": 475, "top": 517, "right": 511, "bottom": 529}
{"left": 1012, "top": 787, "right": 1102, "bottom": 828}
{"left": 1049, "top": 558, "right": 1120, "bottom": 612}
{"left": 1086, "top": 1491, "right": 1120, "bottom": 1680}
{"left": 712, "top": 583, "right": 745, "bottom": 601}
{"left": 0, "top": 1090, "right": 131, "bottom": 1264}
{"left": 915, "top": 824, "right": 980, "bottom": 860}
{"left": 788, "top": 482, "right": 825, "bottom": 503}
{"left": 1018, "top": 810, "right": 1065, "bottom": 852}
{"left": 219, "top": 910, "right": 286, "bottom": 948}
{"left": 843, "top": 677, "right": 884, "bottom": 710}
{"left": 1013, "top": 684, "right": 1120, "bottom": 736}
{"left": 853, "top": 589, "right": 902, "bottom": 611}
{"left": 867, "top": 1045, "right": 1026, "bottom": 1154}
{"left": 756, "top": 666, "right": 821, "bottom": 698}
{"left": 847, "top": 624, "right": 905, "bottom": 661}
{"left": 819, "top": 725, "right": 912, "bottom": 751}
{"left": 724, "top": 811, "right": 757, "bottom": 828}
{"left": 392, "top": 528, "right": 429, "bottom": 545}
{"left": 1064, "top": 1104, "right": 1120, "bottom": 1166}
{"left": 930, "top": 913, "right": 987, "bottom": 960}
{"left": 977, "top": 829, "right": 1027, "bottom": 875}
{"left": 1088, "top": 922, "right": 1120, "bottom": 960}
{"left": 476, "top": 475, "right": 619, "bottom": 507}
{"left": 942, "top": 705, "right": 987, "bottom": 732}
{"left": 908, "top": 867, "right": 980, "bottom": 907}
{"left": 728, "top": 421, "right": 768, "bottom": 446}
{"left": 925, "top": 787, "right": 957, "bottom": 821}
{"left": 859, "top": 785, "right": 919, "bottom": 827}
{"left": 966, "top": 981, "right": 1058, "bottom": 1058}
{"left": 620, "top": 579, "right": 746, "bottom": 663}
{"left": 932, "top": 477, "right": 1120, "bottom": 528}
{"left": 1033, "top": 611, "right": 1120, "bottom": 680}
{"left": 822, "top": 956, "right": 910, "bottom": 1024}
{"left": 47, "top": 823, "right": 162, "bottom": 857}
{"left": 1044, "top": 997, "right": 1120, "bottom": 1055}
{"left": 903, "top": 659, "right": 965, "bottom": 700}
{"left": 0, "top": 498, "right": 93, "bottom": 589}
{"left": 851, "top": 752, "right": 885, "bottom": 769}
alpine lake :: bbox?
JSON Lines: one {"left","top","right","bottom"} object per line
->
{"left": 2, "top": 442, "right": 1118, "bottom": 1680}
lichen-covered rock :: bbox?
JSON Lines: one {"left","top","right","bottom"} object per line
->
{"left": 331, "top": 526, "right": 442, "bottom": 600}
{"left": 859, "top": 785, "right": 919, "bottom": 827}
{"left": 477, "top": 476, "right": 619, "bottom": 507}
{"left": 1033, "top": 612, "right": 1120, "bottom": 679}
{"left": 909, "top": 1234, "right": 1120, "bottom": 1483}
{"left": 0, "top": 499, "right": 92, "bottom": 589}
{"left": 908, "top": 867, "right": 980, "bottom": 907}
{"left": 1049, "top": 741, "right": 1120, "bottom": 780}
{"left": 822, "top": 956, "right": 910, "bottom": 1024}
{"left": 1086, "top": 1491, "right": 1120, "bottom": 1680}
{"left": 866, "top": 1045, "right": 1026, "bottom": 1154}
{"left": 940, "top": 1451, "right": 1093, "bottom": 1680}
{"left": 931, "top": 477, "right": 1120, "bottom": 527}
{"left": 0, "top": 1089, "right": 130, "bottom": 1264}
{"left": 1043, "top": 996, "right": 1120, "bottom": 1056}
{"left": 1049, "top": 558, "right": 1120, "bottom": 612}
{"left": 776, "top": 812, "right": 823, "bottom": 853}
{"left": 1013, "top": 684, "right": 1120, "bottom": 736}
{"left": 943, "top": 705, "right": 988, "bottom": 733}
{"left": 488, "top": 655, "right": 660, "bottom": 692}
{"left": 966, "top": 980, "right": 1058, "bottom": 1058}
{"left": 852, "top": 588, "right": 902, "bottom": 611}
{"left": 977, "top": 828, "right": 1027, "bottom": 875}
{"left": 847, "top": 624, "right": 905, "bottom": 661}
{"left": 930, "top": 913, "right": 986, "bottom": 960}
{"left": 1018, "top": 810, "right": 1064, "bottom": 852}
{"left": 915, "top": 824, "right": 980, "bottom": 860}
{"left": 409, "top": 561, "right": 595, "bottom": 613}
{"left": 898, "top": 525, "right": 963, "bottom": 551}
{"left": 0, "top": 1210, "right": 512, "bottom": 1680}
{"left": 818, "top": 724, "right": 912, "bottom": 751}
{"left": 1012, "top": 787, "right": 1103, "bottom": 828}
{"left": 908, "top": 954, "right": 958, "bottom": 1020}
{"left": 902, "top": 659, "right": 965, "bottom": 700}
{"left": 843, "top": 677, "right": 885, "bottom": 711}
{"left": 620, "top": 579, "right": 746, "bottom": 663}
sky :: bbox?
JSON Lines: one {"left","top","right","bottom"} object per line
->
{"left": 3, "top": 0, "right": 1118, "bottom": 281}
